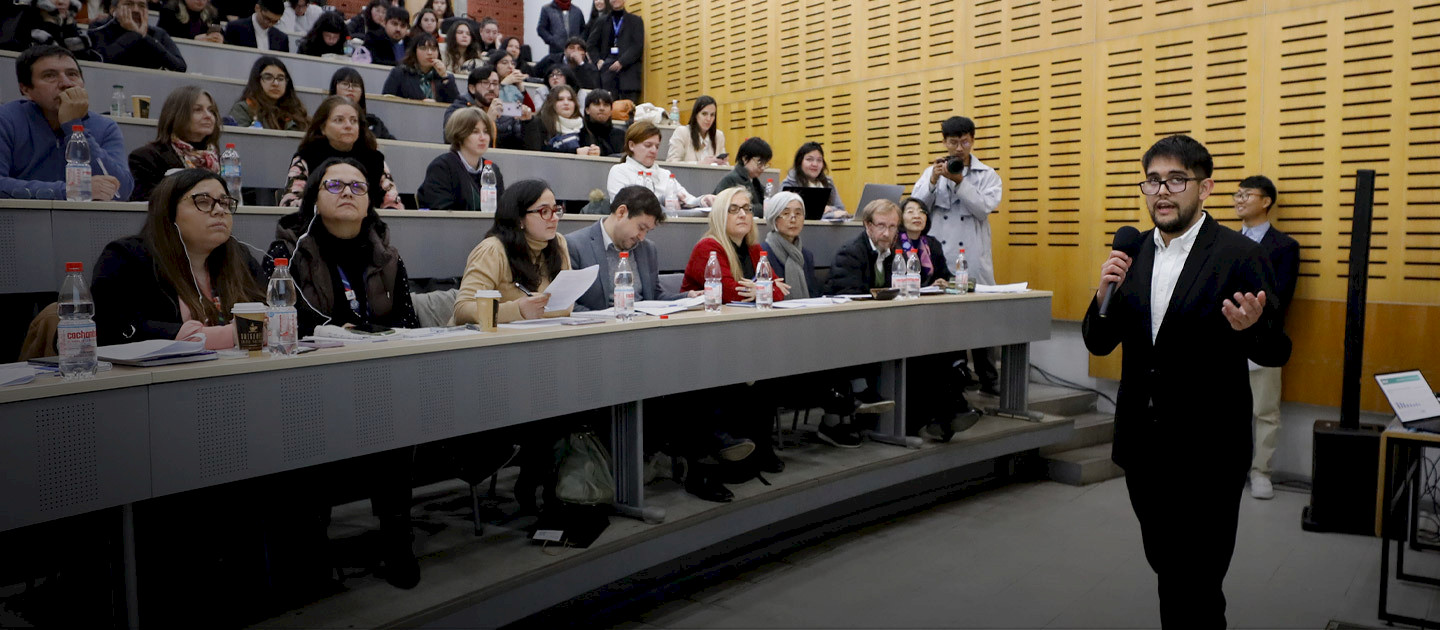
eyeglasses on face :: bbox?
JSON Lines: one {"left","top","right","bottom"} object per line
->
{"left": 188, "top": 192, "right": 238, "bottom": 215}
{"left": 336, "top": 81, "right": 362, "bottom": 92}
{"left": 867, "top": 221, "right": 898, "bottom": 233}
{"left": 526, "top": 204, "right": 564, "bottom": 220}
{"left": 1138, "top": 176, "right": 1201, "bottom": 196}
{"left": 259, "top": 73, "right": 288, "bottom": 85}
{"left": 727, "top": 204, "right": 752, "bottom": 215}
{"left": 321, "top": 179, "right": 368, "bottom": 196}
{"left": 1233, "top": 191, "right": 1259, "bottom": 202}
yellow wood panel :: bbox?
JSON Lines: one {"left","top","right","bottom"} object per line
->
{"left": 964, "top": 0, "right": 1096, "bottom": 62}
{"left": 1098, "top": 0, "right": 1262, "bottom": 41}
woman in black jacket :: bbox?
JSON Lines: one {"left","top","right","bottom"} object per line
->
{"left": 297, "top": 10, "right": 347, "bottom": 56}
{"left": 347, "top": 0, "right": 388, "bottom": 35}
{"left": 328, "top": 67, "right": 394, "bottom": 140}
{"left": 897, "top": 196, "right": 953, "bottom": 287}
{"left": 418, "top": 106, "right": 505, "bottom": 210}
{"left": 129, "top": 86, "right": 224, "bottom": 201}
{"left": 92, "top": 168, "right": 264, "bottom": 348}
{"left": 581, "top": 88, "right": 625, "bottom": 156}
{"left": 381, "top": 32, "right": 458, "bottom": 102}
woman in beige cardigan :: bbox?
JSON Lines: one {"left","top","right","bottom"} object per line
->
{"left": 453, "top": 179, "right": 573, "bottom": 324}
{"left": 666, "top": 95, "right": 727, "bottom": 166}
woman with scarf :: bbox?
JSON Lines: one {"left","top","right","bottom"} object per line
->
{"left": 758, "top": 191, "right": 820, "bottom": 299}
{"left": 381, "top": 32, "right": 458, "bottom": 103}
{"left": 898, "top": 196, "right": 953, "bottom": 288}
{"left": 228, "top": 56, "right": 310, "bottom": 131}
{"left": 129, "top": 86, "right": 224, "bottom": 201}
{"left": 523, "top": 85, "right": 600, "bottom": 155}
{"left": 279, "top": 96, "right": 403, "bottom": 209}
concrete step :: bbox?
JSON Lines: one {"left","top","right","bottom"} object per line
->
{"left": 1025, "top": 382, "right": 1098, "bottom": 418}
{"left": 1039, "top": 411, "right": 1115, "bottom": 456}
{"left": 1043, "top": 443, "right": 1125, "bottom": 486}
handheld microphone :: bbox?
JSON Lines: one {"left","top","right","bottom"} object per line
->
{"left": 1099, "top": 225, "right": 1144, "bottom": 318}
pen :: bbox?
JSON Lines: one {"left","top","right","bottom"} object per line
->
{"left": 513, "top": 282, "right": 533, "bottom": 296}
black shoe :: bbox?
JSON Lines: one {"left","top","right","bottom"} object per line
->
{"left": 685, "top": 467, "right": 734, "bottom": 503}
{"left": 821, "top": 386, "right": 860, "bottom": 416}
{"left": 715, "top": 433, "right": 756, "bottom": 461}
{"left": 950, "top": 409, "right": 982, "bottom": 434}
{"left": 979, "top": 383, "right": 1001, "bottom": 398}
{"left": 919, "top": 420, "right": 955, "bottom": 443}
{"left": 854, "top": 388, "right": 895, "bottom": 415}
{"left": 816, "top": 421, "right": 863, "bottom": 448}
{"left": 753, "top": 447, "right": 785, "bottom": 474}
{"left": 380, "top": 521, "right": 420, "bottom": 590}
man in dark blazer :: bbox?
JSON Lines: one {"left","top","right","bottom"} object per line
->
{"left": 537, "top": 0, "right": 586, "bottom": 56}
{"left": 827, "top": 200, "right": 901, "bottom": 295}
{"left": 222, "top": 0, "right": 289, "bottom": 52}
{"left": 568, "top": 185, "right": 695, "bottom": 311}
{"left": 1083, "top": 135, "right": 1291, "bottom": 628}
{"left": 585, "top": 0, "right": 643, "bottom": 101}
{"left": 361, "top": 7, "right": 409, "bottom": 67}
{"left": 1232, "top": 174, "right": 1300, "bottom": 500}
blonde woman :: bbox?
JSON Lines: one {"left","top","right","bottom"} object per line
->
{"left": 680, "top": 187, "right": 788, "bottom": 303}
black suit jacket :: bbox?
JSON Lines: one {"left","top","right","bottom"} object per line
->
{"left": 586, "top": 10, "right": 644, "bottom": 92}
{"left": 1255, "top": 225, "right": 1300, "bottom": 323}
{"left": 222, "top": 18, "right": 289, "bottom": 52}
{"left": 362, "top": 30, "right": 402, "bottom": 66}
{"left": 827, "top": 232, "right": 897, "bottom": 295}
{"left": 1082, "top": 215, "right": 1292, "bottom": 474}
{"left": 88, "top": 20, "right": 187, "bottom": 72}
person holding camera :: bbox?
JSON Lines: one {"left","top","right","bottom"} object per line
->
{"left": 910, "top": 115, "right": 1004, "bottom": 396}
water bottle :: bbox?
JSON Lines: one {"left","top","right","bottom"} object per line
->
{"left": 664, "top": 174, "right": 680, "bottom": 215}
{"left": 765, "top": 178, "right": 774, "bottom": 197}
{"left": 890, "top": 249, "right": 905, "bottom": 293}
{"left": 703, "top": 251, "right": 723, "bottom": 313}
{"left": 754, "top": 253, "right": 774, "bottom": 310}
{"left": 266, "top": 258, "right": 299, "bottom": 355}
{"left": 221, "top": 143, "right": 242, "bottom": 201}
{"left": 65, "top": 126, "right": 91, "bottom": 202}
{"left": 907, "top": 248, "right": 922, "bottom": 298}
{"left": 954, "top": 247, "right": 970, "bottom": 295}
{"left": 57, "top": 262, "right": 98, "bottom": 379}
{"left": 614, "top": 251, "right": 635, "bottom": 322}
{"left": 669, "top": 99, "right": 680, "bottom": 125}
{"left": 480, "top": 160, "right": 498, "bottom": 212}
{"left": 110, "top": 85, "right": 125, "bottom": 117}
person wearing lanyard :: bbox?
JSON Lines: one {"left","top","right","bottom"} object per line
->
{"left": 586, "top": 0, "right": 644, "bottom": 101}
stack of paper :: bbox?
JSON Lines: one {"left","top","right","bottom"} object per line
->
{"left": 542, "top": 266, "right": 600, "bottom": 312}
{"left": 975, "top": 282, "right": 1029, "bottom": 294}
{"left": 0, "top": 363, "right": 39, "bottom": 386}
{"left": 498, "top": 317, "right": 606, "bottom": 329}
{"left": 772, "top": 297, "right": 849, "bottom": 309}
{"left": 308, "top": 325, "right": 397, "bottom": 343}
{"left": 97, "top": 339, "right": 216, "bottom": 366}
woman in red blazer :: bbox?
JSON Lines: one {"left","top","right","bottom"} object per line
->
{"left": 682, "top": 187, "right": 789, "bottom": 303}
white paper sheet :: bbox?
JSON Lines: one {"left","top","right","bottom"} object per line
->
{"left": 97, "top": 339, "right": 206, "bottom": 361}
{"left": 919, "top": 285, "right": 944, "bottom": 294}
{"left": 498, "top": 317, "right": 604, "bottom": 329}
{"left": 772, "top": 297, "right": 848, "bottom": 309}
{"left": 542, "top": 265, "right": 601, "bottom": 312}
{"left": 975, "top": 282, "right": 1029, "bottom": 294}
{"left": 0, "top": 363, "right": 38, "bottom": 386}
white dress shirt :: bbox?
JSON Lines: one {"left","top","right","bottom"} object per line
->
{"left": 599, "top": 217, "right": 643, "bottom": 300}
{"left": 1150, "top": 212, "right": 1206, "bottom": 344}
{"left": 606, "top": 156, "right": 698, "bottom": 206}
{"left": 252, "top": 13, "right": 273, "bottom": 51}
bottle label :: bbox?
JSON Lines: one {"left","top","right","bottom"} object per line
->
{"left": 614, "top": 287, "right": 634, "bottom": 313}
{"left": 704, "top": 281, "right": 722, "bottom": 303}
{"left": 756, "top": 280, "right": 773, "bottom": 304}
{"left": 267, "top": 307, "right": 297, "bottom": 350}
{"left": 57, "top": 321, "right": 97, "bottom": 357}
{"left": 66, "top": 163, "right": 91, "bottom": 196}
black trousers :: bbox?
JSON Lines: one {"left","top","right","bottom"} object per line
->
{"left": 1124, "top": 462, "right": 1247, "bottom": 629}
{"left": 970, "top": 346, "right": 998, "bottom": 386}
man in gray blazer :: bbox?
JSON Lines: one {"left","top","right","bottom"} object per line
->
{"left": 568, "top": 185, "right": 696, "bottom": 311}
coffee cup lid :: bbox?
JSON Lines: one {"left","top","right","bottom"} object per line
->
{"left": 231, "top": 302, "right": 268, "bottom": 314}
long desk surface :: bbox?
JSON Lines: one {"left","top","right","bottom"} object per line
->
{"left": 0, "top": 290, "right": 1053, "bottom": 534}
{"left": 172, "top": 37, "right": 393, "bottom": 91}
{"left": 0, "top": 201, "right": 859, "bottom": 292}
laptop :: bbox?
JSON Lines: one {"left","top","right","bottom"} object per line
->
{"left": 1375, "top": 370, "right": 1440, "bottom": 433}
{"left": 782, "top": 186, "right": 831, "bottom": 220}
{"left": 855, "top": 183, "right": 905, "bottom": 214}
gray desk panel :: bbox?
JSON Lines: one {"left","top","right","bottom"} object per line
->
{"left": 0, "top": 208, "right": 59, "bottom": 293}
{"left": 172, "top": 38, "right": 392, "bottom": 93}
{"left": 0, "top": 388, "right": 152, "bottom": 532}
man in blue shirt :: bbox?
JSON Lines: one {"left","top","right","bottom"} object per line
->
{"left": 0, "top": 45, "right": 132, "bottom": 200}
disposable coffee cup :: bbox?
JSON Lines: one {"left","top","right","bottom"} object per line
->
{"left": 231, "top": 302, "right": 268, "bottom": 356}
{"left": 131, "top": 95, "right": 151, "bottom": 119}
{"left": 477, "top": 297, "right": 498, "bottom": 332}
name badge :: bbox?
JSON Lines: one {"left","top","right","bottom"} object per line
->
{"left": 610, "top": 47, "right": 619, "bottom": 56}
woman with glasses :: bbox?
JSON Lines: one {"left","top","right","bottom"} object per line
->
{"left": 328, "top": 67, "right": 395, "bottom": 140}
{"left": 452, "top": 179, "right": 573, "bottom": 324}
{"left": 92, "top": 169, "right": 264, "bottom": 348}
{"left": 382, "top": 32, "right": 458, "bottom": 103}
{"left": 681, "top": 186, "right": 788, "bottom": 304}
{"left": 759, "top": 191, "right": 819, "bottom": 299}
{"left": 898, "top": 196, "right": 953, "bottom": 288}
{"left": 606, "top": 121, "right": 715, "bottom": 208}
{"left": 279, "top": 96, "right": 402, "bottom": 209}
{"left": 228, "top": 56, "right": 310, "bottom": 131}
{"left": 713, "top": 137, "right": 771, "bottom": 214}
{"left": 128, "top": 86, "right": 223, "bottom": 201}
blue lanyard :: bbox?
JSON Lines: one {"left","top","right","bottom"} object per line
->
{"left": 611, "top": 14, "right": 623, "bottom": 41}
{"left": 336, "top": 266, "right": 362, "bottom": 315}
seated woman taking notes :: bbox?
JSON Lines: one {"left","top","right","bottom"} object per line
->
{"left": 452, "top": 179, "right": 574, "bottom": 324}
{"left": 92, "top": 169, "right": 265, "bottom": 348}
{"left": 680, "top": 186, "right": 788, "bottom": 304}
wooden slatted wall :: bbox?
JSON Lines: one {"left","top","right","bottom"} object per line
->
{"left": 639, "top": 0, "right": 1440, "bottom": 410}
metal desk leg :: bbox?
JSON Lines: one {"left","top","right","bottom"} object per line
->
{"left": 865, "top": 359, "right": 922, "bottom": 449}
{"left": 123, "top": 503, "right": 139, "bottom": 630}
{"left": 609, "top": 401, "right": 664, "bottom": 524}
{"left": 996, "top": 343, "right": 1035, "bottom": 419}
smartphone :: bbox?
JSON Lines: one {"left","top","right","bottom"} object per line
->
{"left": 501, "top": 102, "right": 522, "bottom": 118}
{"left": 716, "top": 153, "right": 729, "bottom": 160}
{"left": 349, "top": 322, "right": 394, "bottom": 334}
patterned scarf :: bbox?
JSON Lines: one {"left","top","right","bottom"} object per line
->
{"left": 171, "top": 138, "right": 220, "bottom": 173}
{"left": 898, "top": 233, "right": 933, "bottom": 277}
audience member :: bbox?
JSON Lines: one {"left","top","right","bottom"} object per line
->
{"left": 606, "top": 121, "right": 714, "bottom": 207}
{"left": 427, "top": 0, "right": 452, "bottom": 21}
{"left": 446, "top": 65, "right": 530, "bottom": 150}
{"left": 277, "top": 0, "right": 321, "bottom": 40}
{"left": 712, "top": 136, "right": 769, "bottom": 212}
{"left": 328, "top": 67, "right": 394, "bottom": 140}
{"left": 586, "top": 0, "right": 642, "bottom": 100}
{"left": 501, "top": 36, "right": 533, "bottom": 75}
{"left": 782, "top": 141, "right": 845, "bottom": 219}
{"left": 381, "top": 32, "right": 456, "bottom": 102}
{"left": 452, "top": 179, "right": 573, "bottom": 324}
{"left": 524, "top": 85, "right": 599, "bottom": 155}
{"left": 534, "top": 37, "right": 598, "bottom": 90}
{"left": 0, "top": 0, "right": 96, "bottom": 58}
{"left": 0, "top": 46, "right": 132, "bottom": 200}
{"left": 346, "top": 0, "right": 386, "bottom": 36}
{"left": 582, "top": 0, "right": 607, "bottom": 42}
{"left": 128, "top": 86, "right": 222, "bottom": 200}
{"left": 568, "top": 185, "right": 695, "bottom": 311}
{"left": 158, "top": 0, "right": 224, "bottom": 42}
{"left": 476, "top": 16, "right": 501, "bottom": 53}
{"left": 827, "top": 199, "right": 900, "bottom": 295}
{"left": 443, "top": 20, "right": 485, "bottom": 74}
{"left": 362, "top": 5, "right": 408, "bottom": 66}
{"left": 88, "top": 0, "right": 187, "bottom": 71}
{"left": 411, "top": 7, "right": 439, "bottom": 37}
{"left": 898, "top": 197, "right": 953, "bottom": 288}
{"left": 667, "top": 95, "right": 725, "bottom": 165}
{"left": 92, "top": 168, "right": 263, "bottom": 348}
{"left": 681, "top": 186, "right": 786, "bottom": 304}
{"left": 227, "top": 55, "right": 309, "bottom": 130}
{"left": 759, "top": 191, "right": 818, "bottom": 299}
{"left": 489, "top": 50, "right": 532, "bottom": 107}
{"left": 538, "top": 0, "right": 585, "bottom": 56}
{"left": 222, "top": 0, "right": 289, "bottom": 51}
{"left": 280, "top": 96, "right": 401, "bottom": 209}
{"left": 297, "top": 10, "right": 347, "bottom": 56}
{"left": 417, "top": 106, "right": 505, "bottom": 210}
{"left": 581, "top": 88, "right": 623, "bottom": 155}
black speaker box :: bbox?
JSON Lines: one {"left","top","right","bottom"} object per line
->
{"left": 1302, "top": 420, "right": 1385, "bottom": 535}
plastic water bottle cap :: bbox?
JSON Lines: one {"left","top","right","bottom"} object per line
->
{"left": 71, "top": 125, "right": 83, "bottom": 132}
{"left": 484, "top": 160, "right": 492, "bottom": 165}
{"left": 226, "top": 143, "right": 235, "bottom": 149}
{"left": 767, "top": 179, "right": 773, "bottom": 183}
{"left": 274, "top": 258, "right": 289, "bottom": 266}
{"left": 65, "top": 262, "right": 83, "bottom": 273}
{"left": 619, "top": 251, "right": 629, "bottom": 258}
{"left": 894, "top": 249, "right": 903, "bottom": 254}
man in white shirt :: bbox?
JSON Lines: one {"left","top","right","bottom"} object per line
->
{"left": 910, "top": 115, "right": 1004, "bottom": 395}
{"left": 1082, "top": 135, "right": 1290, "bottom": 628}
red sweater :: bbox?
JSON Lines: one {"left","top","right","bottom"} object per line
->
{"left": 681, "top": 237, "right": 786, "bottom": 304}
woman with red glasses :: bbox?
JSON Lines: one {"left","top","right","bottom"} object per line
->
{"left": 453, "top": 179, "right": 574, "bottom": 324}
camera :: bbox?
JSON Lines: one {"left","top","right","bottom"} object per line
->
{"left": 945, "top": 156, "right": 967, "bottom": 175}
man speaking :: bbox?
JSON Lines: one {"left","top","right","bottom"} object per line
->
{"left": 1082, "top": 135, "right": 1291, "bottom": 627}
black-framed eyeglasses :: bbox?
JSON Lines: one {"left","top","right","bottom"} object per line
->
{"left": 727, "top": 204, "right": 752, "bottom": 215}
{"left": 188, "top": 193, "right": 238, "bottom": 215}
{"left": 1138, "top": 176, "right": 1202, "bottom": 196}
{"left": 336, "top": 81, "right": 362, "bottom": 92}
{"left": 321, "top": 179, "right": 368, "bottom": 196}
{"left": 526, "top": 204, "right": 564, "bottom": 220}
{"left": 259, "top": 73, "right": 288, "bottom": 85}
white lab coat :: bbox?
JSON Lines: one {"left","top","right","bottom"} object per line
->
{"left": 606, "top": 156, "right": 700, "bottom": 206}
{"left": 909, "top": 155, "right": 1003, "bottom": 284}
